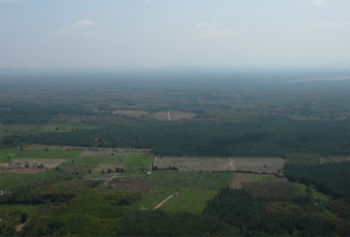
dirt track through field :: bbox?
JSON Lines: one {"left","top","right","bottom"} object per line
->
{"left": 104, "top": 175, "right": 119, "bottom": 185}
{"left": 167, "top": 111, "right": 171, "bottom": 120}
{"left": 153, "top": 192, "right": 177, "bottom": 211}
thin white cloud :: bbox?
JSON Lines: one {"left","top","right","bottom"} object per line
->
{"left": 49, "top": 19, "right": 99, "bottom": 38}
{"left": 0, "top": 0, "right": 16, "bottom": 2}
{"left": 195, "top": 21, "right": 240, "bottom": 39}
{"left": 71, "top": 19, "right": 97, "bottom": 27}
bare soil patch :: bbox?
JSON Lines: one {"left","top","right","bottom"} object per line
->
{"left": 0, "top": 168, "right": 44, "bottom": 174}
{"left": 152, "top": 111, "right": 196, "bottom": 121}
{"left": 112, "top": 110, "right": 148, "bottom": 117}
{"left": 111, "top": 109, "right": 196, "bottom": 121}
{"left": 79, "top": 148, "right": 148, "bottom": 157}
{"left": 243, "top": 181, "right": 304, "bottom": 201}
{"left": 231, "top": 173, "right": 301, "bottom": 200}
{"left": 108, "top": 178, "right": 151, "bottom": 194}
{"left": 61, "top": 146, "right": 87, "bottom": 151}
{"left": 320, "top": 156, "right": 350, "bottom": 164}
{"left": 155, "top": 157, "right": 285, "bottom": 174}
{"left": 231, "top": 173, "right": 277, "bottom": 189}
{"left": 0, "top": 159, "right": 65, "bottom": 174}
{"left": 0, "top": 163, "right": 9, "bottom": 168}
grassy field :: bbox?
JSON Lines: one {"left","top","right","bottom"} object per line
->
{"left": 0, "top": 170, "right": 60, "bottom": 190}
{"left": 0, "top": 145, "right": 349, "bottom": 236}
{"left": 13, "top": 150, "right": 82, "bottom": 159}
{"left": 135, "top": 171, "right": 235, "bottom": 214}
{"left": 159, "top": 187, "right": 217, "bottom": 215}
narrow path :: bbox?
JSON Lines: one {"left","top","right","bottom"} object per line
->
{"left": 104, "top": 175, "right": 120, "bottom": 185}
{"left": 230, "top": 159, "right": 235, "bottom": 170}
{"left": 153, "top": 192, "right": 178, "bottom": 211}
{"left": 167, "top": 111, "right": 171, "bottom": 121}
{"left": 148, "top": 157, "right": 154, "bottom": 175}
{"left": 153, "top": 157, "right": 157, "bottom": 167}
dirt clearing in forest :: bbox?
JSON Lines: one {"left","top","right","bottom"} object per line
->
{"left": 155, "top": 157, "right": 285, "bottom": 174}
{"left": 112, "top": 110, "right": 148, "bottom": 117}
{"left": 79, "top": 148, "right": 148, "bottom": 157}
{"left": 0, "top": 159, "right": 65, "bottom": 174}
{"left": 151, "top": 111, "right": 196, "bottom": 121}
{"left": 231, "top": 173, "right": 285, "bottom": 189}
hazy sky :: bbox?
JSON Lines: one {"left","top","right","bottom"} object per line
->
{"left": 0, "top": 0, "right": 348, "bottom": 69}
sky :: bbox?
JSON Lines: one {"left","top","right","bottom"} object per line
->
{"left": 0, "top": 0, "right": 349, "bottom": 70}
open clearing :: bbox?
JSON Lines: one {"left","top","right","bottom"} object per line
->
{"left": 79, "top": 148, "right": 148, "bottom": 157}
{"left": 155, "top": 157, "right": 285, "bottom": 174}
{"left": 158, "top": 187, "right": 217, "bottom": 215}
{"left": 243, "top": 181, "right": 307, "bottom": 201}
{"left": 0, "top": 159, "right": 65, "bottom": 174}
{"left": 151, "top": 111, "right": 196, "bottom": 121}
{"left": 320, "top": 156, "right": 350, "bottom": 164}
{"left": 108, "top": 177, "right": 152, "bottom": 194}
{"left": 111, "top": 110, "right": 196, "bottom": 121}
{"left": 231, "top": 172, "right": 328, "bottom": 202}
{"left": 136, "top": 171, "right": 234, "bottom": 214}
{"left": 231, "top": 173, "right": 284, "bottom": 189}
{"left": 112, "top": 110, "right": 148, "bottom": 117}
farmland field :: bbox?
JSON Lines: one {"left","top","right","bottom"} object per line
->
{"left": 0, "top": 71, "right": 349, "bottom": 236}
{"left": 155, "top": 157, "right": 285, "bottom": 174}
{"left": 231, "top": 173, "right": 280, "bottom": 189}
{"left": 0, "top": 159, "right": 65, "bottom": 174}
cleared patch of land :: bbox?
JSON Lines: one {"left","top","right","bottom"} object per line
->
{"left": 231, "top": 173, "right": 282, "bottom": 189}
{"left": 112, "top": 110, "right": 148, "bottom": 117}
{"left": 243, "top": 181, "right": 307, "bottom": 201}
{"left": 108, "top": 178, "right": 152, "bottom": 194}
{"left": 60, "top": 146, "right": 87, "bottom": 151}
{"left": 286, "top": 154, "right": 350, "bottom": 165}
{"left": 231, "top": 172, "right": 328, "bottom": 202}
{"left": 136, "top": 171, "right": 234, "bottom": 214}
{"left": 320, "top": 156, "right": 350, "bottom": 164}
{"left": 0, "top": 163, "right": 9, "bottom": 168}
{"left": 152, "top": 111, "right": 196, "bottom": 121}
{"left": 79, "top": 148, "right": 148, "bottom": 157}
{"left": 155, "top": 157, "right": 285, "bottom": 174}
{"left": 0, "top": 159, "right": 65, "bottom": 174}
{"left": 111, "top": 110, "right": 196, "bottom": 121}
{"left": 158, "top": 187, "right": 217, "bottom": 215}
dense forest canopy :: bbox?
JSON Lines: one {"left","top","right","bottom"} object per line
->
{"left": 1, "top": 71, "right": 349, "bottom": 157}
